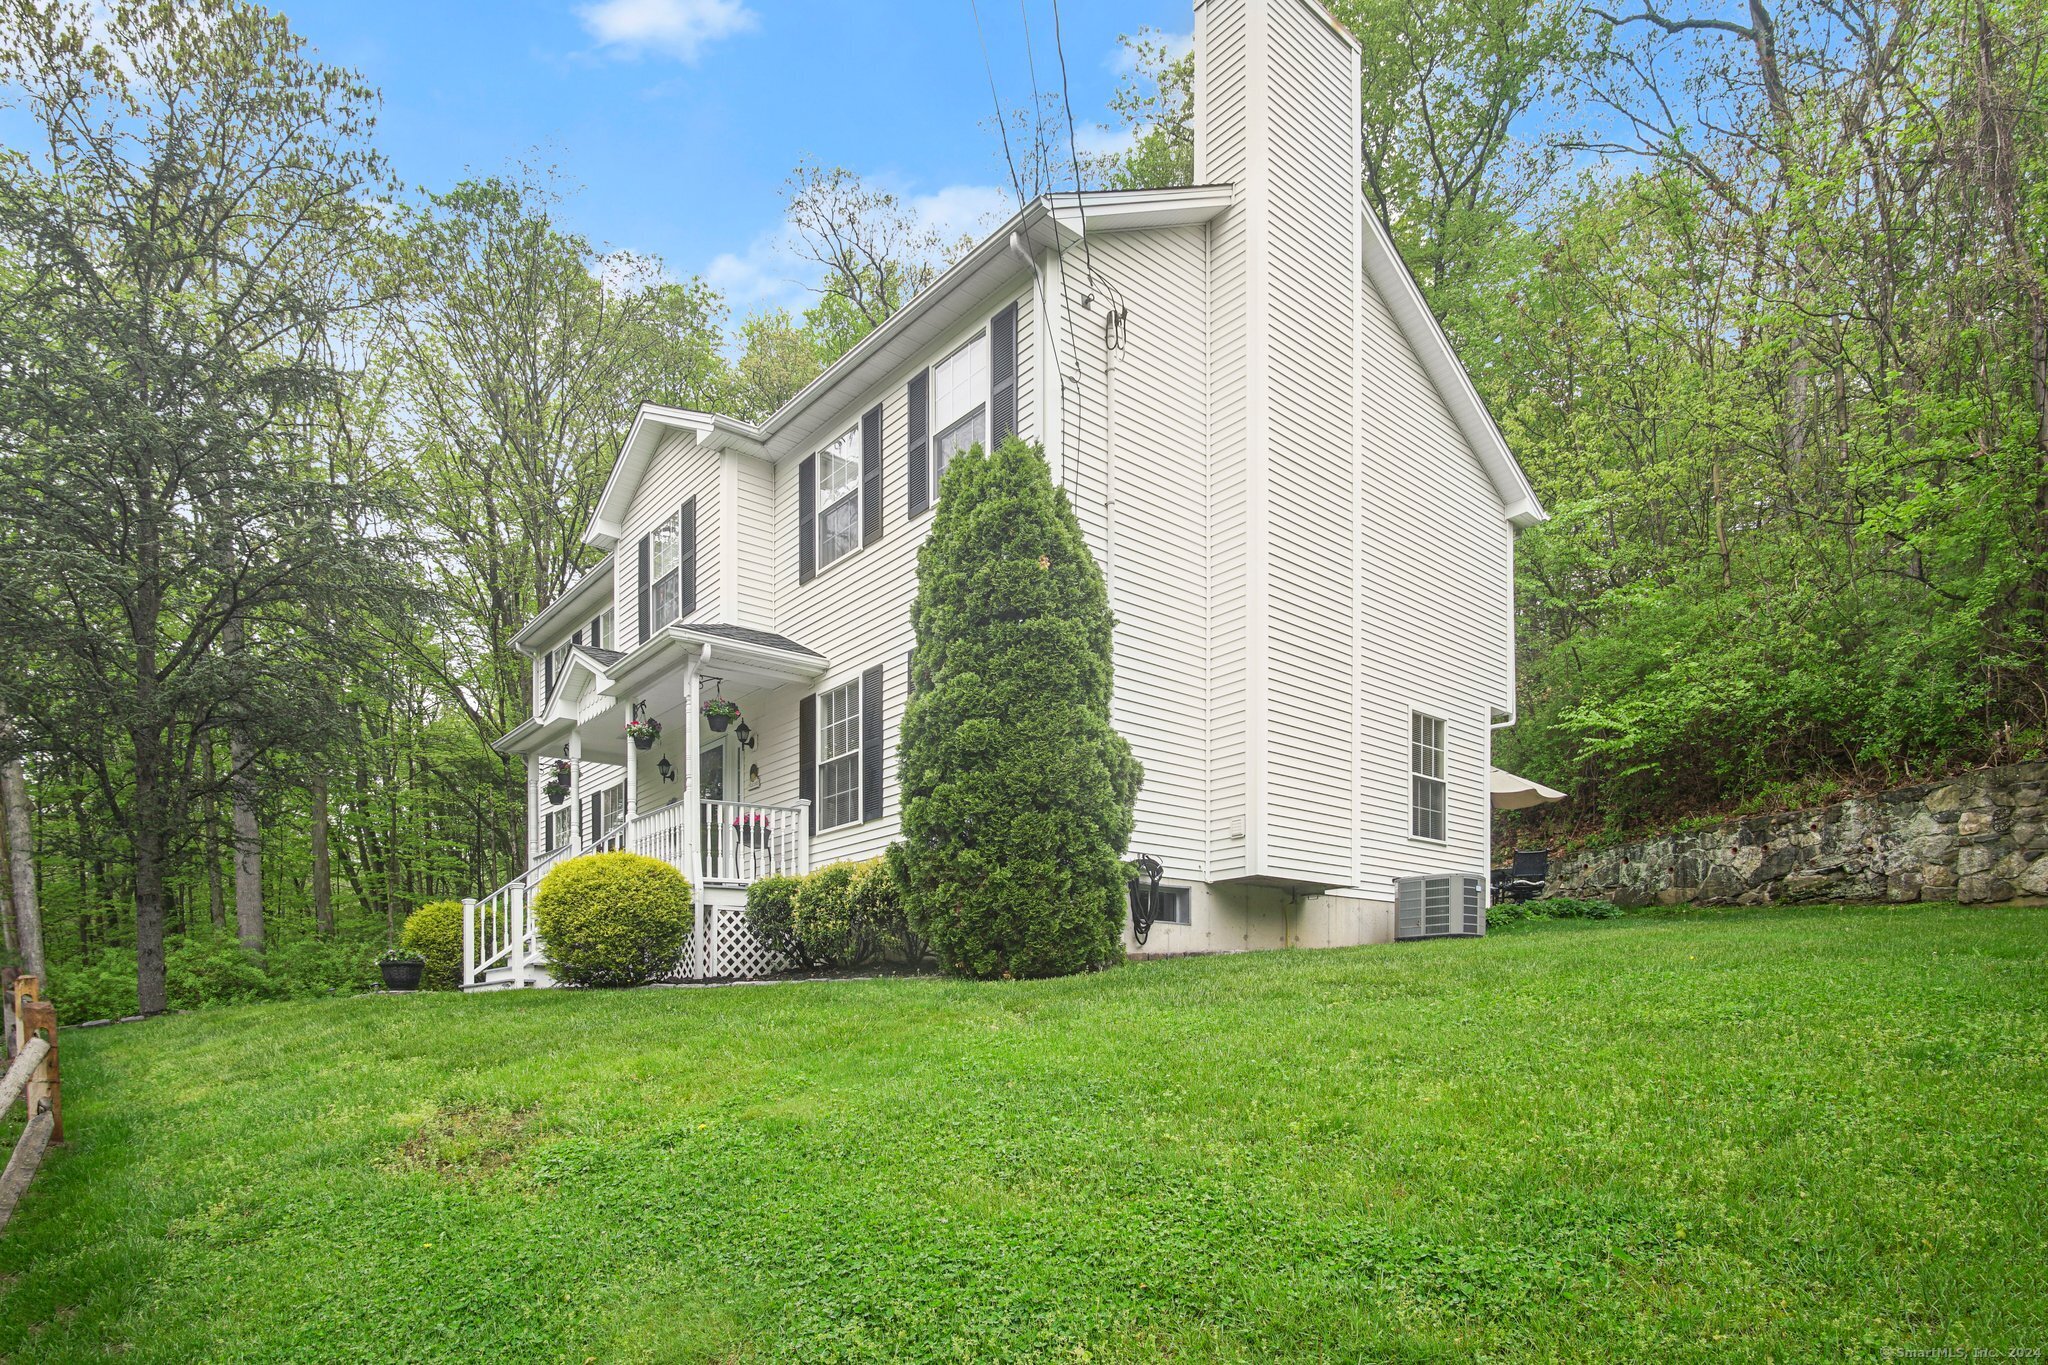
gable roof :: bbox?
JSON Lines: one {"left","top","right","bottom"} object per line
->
{"left": 581, "top": 185, "right": 1235, "bottom": 551}
{"left": 1358, "top": 207, "right": 1546, "bottom": 528}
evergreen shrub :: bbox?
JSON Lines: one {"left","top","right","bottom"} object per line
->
{"left": 895, "top": 435, "right": 1141, "bottom": 979}
{"left": 400, "top": 899, "right": 466, "bottom": 989}
{"left": 531, "top": 851, "right": 692, "bottom": 987}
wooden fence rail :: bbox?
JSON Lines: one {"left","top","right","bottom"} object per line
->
{"left": 0, "top": 976, "right": 61, "bottom": 1233}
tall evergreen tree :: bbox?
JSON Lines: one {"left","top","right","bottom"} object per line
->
{"left": 896, "top": 437, "right": 1140, "bottom": 979}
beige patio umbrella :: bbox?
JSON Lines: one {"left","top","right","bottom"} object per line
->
{"left": 1489, "top": 767, "right": 1566, "bottom": 811}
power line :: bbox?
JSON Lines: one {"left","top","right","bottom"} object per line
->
{"left": 969, "top": 0, "right": 1026, "bottom": 211}
{"left": 1047, "top": 0, "right": 1095, "bottom": 282}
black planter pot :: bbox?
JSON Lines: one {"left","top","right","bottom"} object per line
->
{"left": 380, "top": 959, "right": 424, "bottom": 992}
{"left": 632, "top": 734, "right": 657, "bottom": 750}
{"left": 706, "top": 713, "right": 731, "bottom": 733}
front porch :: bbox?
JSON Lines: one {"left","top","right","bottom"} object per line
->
{"left": 470, "top": 620, "right": 829, "bottom": 989}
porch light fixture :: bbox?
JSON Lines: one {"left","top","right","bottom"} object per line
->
{"left": 657, "top": 755, "right": 676, "bottom": 783}
{"left": 734, "top": 717, "right": 754, "bottom": 749}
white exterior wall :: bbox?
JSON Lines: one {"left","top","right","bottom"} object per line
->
{"left": 1354, "top": 275, "right": 1513, "bottom": 886}
{"left": 751, "top": 287, "right": 1040, "bottom": 869}
{"left": 1047, "top": 226, "right": 1213, "bottom": 883}
{"left": 614, "top": 430, "right": 726, "bottom": 649}
{"left": 1194, "top": 0, "right": 1365, "bottom": 888}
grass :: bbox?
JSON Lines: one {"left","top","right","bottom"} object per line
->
{"left": 1, "top": 902, "right": 2043, "bottom": 1363}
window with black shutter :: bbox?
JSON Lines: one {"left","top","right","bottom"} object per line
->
{"left": 990, "top": 300, "right": 1018, "bottom": 441}
{"left": 860, "top": 403, "right": 883, "bottom": 546}
{"left": 647, "top": 498, "right": 697, "bottom": 631}
{"left": 798, "top": 454, "right": 817, "bottom": 584}
{"left": 860, "top": 663, "right": 884, "bottom": 821}
{"left": 906, "top": 369, "right": 931, "bottom": 517}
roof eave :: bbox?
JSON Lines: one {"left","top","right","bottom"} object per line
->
{"left": 1357, "top": 207, "right": 1548, "bottom": 529}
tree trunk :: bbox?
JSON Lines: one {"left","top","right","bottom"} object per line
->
{"left": 230, "top": 718, "right": 263, "bottom": 952}
{"left": 131, "top": 732, "right": 169, "bottom": 1016}
{"left": 0, "top": 754, "right": 43, "bottom": 984}
{"left": 201, "top": 742, "right": 226, "bottom": 929}
{"left": 311, "top": 769, "right": 333, "bottom": 937}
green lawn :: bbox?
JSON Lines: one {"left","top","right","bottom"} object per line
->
{"left": 2, "top": 904, "right": 2043, "bottom": 1363}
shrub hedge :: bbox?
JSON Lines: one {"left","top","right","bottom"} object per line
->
{"left": 745, "top": 856, "right": 927, "bottom": 971}
{"left": 531, "top": 851, "right": 693, "bottom": 987}
{"left": 400, "top": 899, "right": 465, "bottom": 990}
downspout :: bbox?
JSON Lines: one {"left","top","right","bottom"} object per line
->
{"left": 1009, "top": 229, "right": 1061, "bottom": 477}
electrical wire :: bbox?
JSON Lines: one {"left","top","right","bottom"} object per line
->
{"left": 969, "top": 0, "right": 1027, "bottom": 211}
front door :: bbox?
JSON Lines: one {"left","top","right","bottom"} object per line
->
{"left": 700, "top": 739, "right": 732, "bottom": 881}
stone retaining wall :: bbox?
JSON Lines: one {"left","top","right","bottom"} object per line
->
{"left": 1546, "top": 762, "right": 2048, "bottom": 907}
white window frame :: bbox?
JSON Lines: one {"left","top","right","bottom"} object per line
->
{"left": 1131, "top": 884, "right": 1192, "bottom": 927}
{"left": 543, "top": 639, "right": 572, "bottom": 706}
{"left": 930, "top": 331, "right": 988, "bottom": 493}
{"left": 1410, "top": 710, "right": 1448, "bottom": 843}
{"left": 648, "top": 504, "right": 689, "bottom": 629}
{"left": 541, "top": 805, "right": 572, "bottom": 854}
{"left": 815, "top": 426, "right": 862, "bottom": 572}
{"left": 815, "top": 676, "right": 863, "bottom": 832}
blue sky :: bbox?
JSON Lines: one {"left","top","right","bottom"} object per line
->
{"left": 281, "top": 0, "right": 1193, "bottom": 318}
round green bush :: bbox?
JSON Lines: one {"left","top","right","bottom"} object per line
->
{"left": 791, "top": 861, "right": 874, "bottom": 968}
{"left": 744, "top": 874, "right": 807, "bottom": 965}
{"left": 400, "top": 900, "right": 466, "bottom": 990}
{"left": 530, "top": 851, "right": 693, "bottom": 988}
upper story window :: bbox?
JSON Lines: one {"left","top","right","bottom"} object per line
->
{"left": 816, "top": 676, "right": 862, "bottom": 831}
{"left": 1411, "top": 711, "right": 1447, "bottom": 842}
{"left": 931, "top": 332, "right": 987, "bottom": 485}
{"left": 542, "top": 639, "right": 571, "bottom": 706}
{"left": 816, "top": 425, "right": 862, "bottom": 572}
{"left": 639, "top": 498, "right": 697, "bottom": 641}
{"left": 586, "top": 609, "right": 613, "bottom": 652}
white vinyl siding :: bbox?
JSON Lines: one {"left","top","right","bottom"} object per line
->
{"left": 614, "top": 429, "right": 724, "bottom": 649}
{"left": 1411, "top": 712, "right": 1446, "bottom": 842}
{"left": 816, "top": 677, "right": 861, "bottom": 831}
{"left": 758, "top": 290, "right": 1035, "bottom": 870}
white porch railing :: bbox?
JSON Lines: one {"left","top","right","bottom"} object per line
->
{"left": 463, "top": 800, "right": 810, "bottom": 988}
{"left": 698, "top": 799, "right": 809, "bottom": 885}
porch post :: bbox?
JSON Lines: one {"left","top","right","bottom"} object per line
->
{"left": 681, "top": 655, "right": 705, "bottom": 976}
{"left": 461, "top": 897, "right": 476, "bottom": 990}
{"left": 508, "top": 881, "right": 525, "bottom": 988}
{"left": 623, "top": 709, "right": 640, "bottom": 853}
{"left": 567, "top": 730, "right": 585, "bottom": 855}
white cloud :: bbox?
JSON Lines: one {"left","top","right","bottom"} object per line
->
{"left": 1075, "top": 123, "right": 1136, "bottom": 159}
{"left": 705, "top": 182, "right": 1015, "bottom": 321}
{"left": 705, "top": 229, "right": 811, "bottom": 314}
{"left": 908, "top": 183, "right": 1014, "bottom": 244}
{"left": 577, "top": 0, "right": 757, "bottom": 63}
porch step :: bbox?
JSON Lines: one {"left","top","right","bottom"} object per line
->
{"left": 465, "top": 962, "right": 557, "bottom": 991}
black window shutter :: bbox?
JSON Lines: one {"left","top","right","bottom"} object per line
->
{"left": 798, "top": 693, "right": 817, "bottom": 834}
{"left": 572, "top": 627, "right": 582, "bottom": 647}
{"left": 860, "top": 403, "right": 883, "bottom": 546}
{"left": 589, "top": 614, "right": 603, "bottom": 650}
{"left": 797, "top": 454, "right": 817, "bottom": 584}
{"left": 636, "top": 533, "right": 651, "bottom": 645}
{"left": 678, "top": 497, "right": 698, "bottom": 618}
{"left": 906, "top": 369, "right": 930, "bottom": 517}
{"left": 543, "top": 651, "right": 555, "bottom": 704}
{"left": 588, "top": 792, "right": 601, "bottom": 842}
{"left": 990, "top": 301, "right": 1018, "bottom": 443}
{"left": 860, "top": 664, "right": 884, "bottom": 822}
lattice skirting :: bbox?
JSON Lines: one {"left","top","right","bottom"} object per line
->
{"left": 651, "top": 899, "right": 789, "bottom": 983}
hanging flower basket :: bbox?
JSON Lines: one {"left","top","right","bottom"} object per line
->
{"left": 625, "top": 715, "right": 663, "bottom": 751}
{"left": 702, "top": 697, "right": 742, "bottom": 734}
{"left": 543, "top": 758, "right": 571, "bottom": 806}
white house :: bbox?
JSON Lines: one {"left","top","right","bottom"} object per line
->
{"left": 465, "top": 0, "right": 1545, "bottom": 988}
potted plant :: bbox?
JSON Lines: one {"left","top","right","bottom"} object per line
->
{"left": 733, "top": 811, "right": 771, "bottom": 848}
{"left": 701, "top": 697, "right": 742, "bottom": 734}
{"left": 378, "top": 949, "right": 425, "bottom": 992}
{"left": 543, "top": 758, "right": 571, "bottom": 805}
{"left": 625, "top": 715, "right": 663, "bottom": 750}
